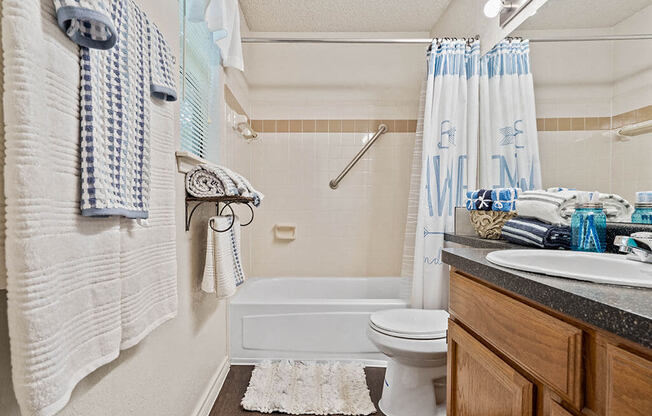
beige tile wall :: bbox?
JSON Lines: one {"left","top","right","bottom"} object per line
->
{"left": 221, "top": 108, "right": 416, "bottom": 276}
{"left": 537, "top": 104, "right": 652, "bottom": 203}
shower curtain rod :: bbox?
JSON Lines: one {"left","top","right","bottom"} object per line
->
{"left": 241, "top": 34, "right": 652, "bottom": 44}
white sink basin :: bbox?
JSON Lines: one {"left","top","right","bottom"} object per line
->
{"left": 486, "top": 250, "right": 652, "bottom": 288}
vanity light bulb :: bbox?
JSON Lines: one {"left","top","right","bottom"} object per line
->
{"left": 484, "top": 0, "right": 503, "bottom": 18}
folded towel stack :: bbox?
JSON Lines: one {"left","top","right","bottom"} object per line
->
{"left": 467, "top": 188, "right": 520, "bottom": 212}
{"left": 517, "top": 189, "right": 633, "bottom": 225}
{"left": 501, "top": 217, "right": 571, "bottom": 249}
{"left": 202, "top": 216, "right": 245, "bottom": 297}
{"left": 186, "top": 164, "right": 264, "bottom": 206}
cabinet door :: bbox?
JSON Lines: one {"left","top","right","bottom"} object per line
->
{"left": 606, "top": 345, "right": 652, "bottom": 416}
{"left": 447, "top": 319, "right": 534, "bottom": 416}
{"left": 547, "top": 399, "right": 573, "bottom": 416}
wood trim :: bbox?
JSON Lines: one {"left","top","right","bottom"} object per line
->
{"left": 193, "top": 356, "right": 231, "bottom": 416}
{"left": 224, "top": 85, "right": 248, "bottom": 119}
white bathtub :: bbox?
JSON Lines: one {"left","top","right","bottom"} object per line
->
{"left": 229, "top": 277, "right": 408, "bottom": 365}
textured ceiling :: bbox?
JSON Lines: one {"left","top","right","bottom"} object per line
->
{"left": 239, "top": 0, "right": 452, "bottom": 32}
{"left": 519, "top": 0, "right": 652, "bottom": 29}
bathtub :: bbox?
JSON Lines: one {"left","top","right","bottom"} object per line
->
{"left": 229, "top": 277, "right": 408, "bottom": 365}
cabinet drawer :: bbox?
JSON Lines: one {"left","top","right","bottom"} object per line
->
{"left": 606, "top": 345, "right": 652, "bottom": 416}
{"left": 449, "top": 271, "right": 583, "bottom": 408}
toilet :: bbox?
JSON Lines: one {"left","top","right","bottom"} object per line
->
{"left": 367, "top": 309, "right": 449, "bottom": 416}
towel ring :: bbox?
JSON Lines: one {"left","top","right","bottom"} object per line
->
{"left": 209, "top": 202, "right": 255, "bottom": 233}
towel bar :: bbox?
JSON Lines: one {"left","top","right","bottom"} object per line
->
{"left": 185, "top": 195, "right": 255, "bottom": 232}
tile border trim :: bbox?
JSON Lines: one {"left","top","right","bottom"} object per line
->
{"left": 537, "top": 104, "right": 652, "bottom": 132}
{"left": 250, "top": 119, "right": 418, "bottom": 133}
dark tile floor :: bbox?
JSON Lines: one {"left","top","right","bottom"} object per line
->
{"left": 209, "top": 365, "right": 387, "bottom": 416}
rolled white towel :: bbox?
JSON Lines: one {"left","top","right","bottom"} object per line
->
{"left": 517, "top": 189, "right": 634, "bottom": 225}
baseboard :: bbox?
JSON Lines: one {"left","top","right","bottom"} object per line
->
{"left": 193, "top": 356, "right": 230, "bottom": 416}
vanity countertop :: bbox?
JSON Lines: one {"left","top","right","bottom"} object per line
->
{"left": 444, "top": 233, "right": 521, "bottom": 249}
{"left": 442, "top": 247, "right": 652, "bottom": 349}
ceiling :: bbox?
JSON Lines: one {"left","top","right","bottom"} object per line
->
{"left": 239, "top": 0, "right": 452, "bottom": 32}
{"left": 519, "top": 0, "right": 652, "bottom": 30}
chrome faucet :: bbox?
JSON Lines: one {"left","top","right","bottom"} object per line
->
{"left": 614, "top": 232, "right": 652, "bottom": 264}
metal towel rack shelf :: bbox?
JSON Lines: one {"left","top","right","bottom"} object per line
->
{"left": 185, "top": 195, "right": 255, "bottom": 233}
{"left": 329, "top": 123, "right": 388, "bottom": 189}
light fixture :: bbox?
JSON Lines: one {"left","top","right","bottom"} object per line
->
{"left": 484, "top": 0, "right": 505, "bottom": 18}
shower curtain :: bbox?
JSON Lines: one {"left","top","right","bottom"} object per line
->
{"left": 411, "top": 40, "right": 480, "bottom": 309}
{"left": 479, "top": 39, "right": 541, "bottom": 190}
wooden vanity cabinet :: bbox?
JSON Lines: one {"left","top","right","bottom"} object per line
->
{"left": 447, "top": 268, "right": 652, "bottom": 416}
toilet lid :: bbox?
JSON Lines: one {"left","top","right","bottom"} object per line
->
{"left": 370, "top": 309, "right": 449, "bottom": 340}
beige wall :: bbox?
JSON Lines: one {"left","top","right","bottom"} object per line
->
{"left": 519, "top": 4, "right": 652, "bottom": 203}
{"left": 0, "top": 1, "right": 231, "bottom": 415}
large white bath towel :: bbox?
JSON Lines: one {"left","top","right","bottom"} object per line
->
{"left": 2, "top": 1, "right": 178, "bottom": 415}
{"left": 202, "top": 216, "right": 245, "bottom": 298}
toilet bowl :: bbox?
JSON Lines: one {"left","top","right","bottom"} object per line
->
{"left": 367, "top": 309, "right": 449, "bottom": 416}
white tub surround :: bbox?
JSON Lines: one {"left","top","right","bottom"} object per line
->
{"left": 229, "top": 277, "right": 408, "bottom": 365}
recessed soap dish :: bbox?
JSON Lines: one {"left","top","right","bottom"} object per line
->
{"left": 275, "top": 224, "right": 297, "bottom": 241}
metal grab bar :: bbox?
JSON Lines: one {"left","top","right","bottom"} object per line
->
{"left": 329, "top": 124, "right": 388, "bottom": 189}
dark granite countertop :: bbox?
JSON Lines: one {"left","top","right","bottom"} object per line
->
{"left": 444, "top": 233, "right": 521, "bottom": 249}
{"left": 442, "top": 247, "right": 652, "bottom": 349}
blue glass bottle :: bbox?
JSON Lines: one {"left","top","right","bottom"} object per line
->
{"left": 571, "top": 204, "right": 607, "bottom": 253}
{"left": 632, "top": 192, "right": 652, "bottom": 224}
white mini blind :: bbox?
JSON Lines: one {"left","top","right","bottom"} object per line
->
{"left": 180, "top": 5, "right": 216, "bottom": 160}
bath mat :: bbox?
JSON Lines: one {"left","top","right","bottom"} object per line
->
{"left": 241, "top": 360, "right": 377, "bottom": 415}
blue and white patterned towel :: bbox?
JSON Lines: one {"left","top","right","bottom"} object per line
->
{"left": 491, "top": 187, "right": 520, "bottom": 212}
{"left": 79, "top": 0, "right": 151, "bottom": 218}
{"left": 466, "top": 189, "right": 493, "bottom": 211}
{"left": 53, "top": 0, "right": 117, "bottom": 49}
{"left": 502, "top": 217, "right": 571, "bottom": 249}
{"left": 149, "top": 21, "right": 177, "bottom": 101}
{"left": 186, "top": 164, "right": 264, "bottom": 207}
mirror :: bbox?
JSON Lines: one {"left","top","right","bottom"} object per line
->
{"left": 491, "top": 0, "right": 652, "bottom": 223}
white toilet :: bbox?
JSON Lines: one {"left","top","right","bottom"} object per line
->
{"left": 367, "top": 308, "right": 449, "bottom": 416}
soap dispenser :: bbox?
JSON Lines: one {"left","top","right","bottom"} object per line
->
{"left": 571, "top": 191, "right": 607, "bottom": 253}
{"left": 632, "top": 191, "right": 652, "bottom": 224}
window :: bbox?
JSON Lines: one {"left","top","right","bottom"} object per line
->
{"left": 179, "top": 3, "right": 220, "bottom": 162}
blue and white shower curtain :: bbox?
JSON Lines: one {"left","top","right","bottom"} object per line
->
{"left": 479, "top": 39, "right": 541, "bottom": 190}
{"left": 412, "top": 40, "right": 480, "bottom": 309}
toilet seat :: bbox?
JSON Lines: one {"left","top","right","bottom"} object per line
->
{"left": 369, "top": 309, "right": 449, "bottom": 340}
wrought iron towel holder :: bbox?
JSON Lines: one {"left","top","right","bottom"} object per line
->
{"left": 185, "top": 195, "right": 255, "bottom": 233}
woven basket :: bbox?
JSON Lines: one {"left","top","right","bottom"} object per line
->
{"left": 469, "top": 211, "right": 517, "bottom": 240}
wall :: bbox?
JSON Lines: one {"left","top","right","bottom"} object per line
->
{"left": 0, "top": 1, "right": 230, "bottom": 415}
{"left": 517, "top": 4, "right": 652, "bottom": 203}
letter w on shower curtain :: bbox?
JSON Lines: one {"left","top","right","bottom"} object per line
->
{"left": 479, "top": 40, "right": 542, "bottom": 190}
{"left": 412, "top": 40, "right": 479, "bottom": 309}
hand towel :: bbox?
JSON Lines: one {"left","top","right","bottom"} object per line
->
{"left": 79, "top": 0, "right": 152, "bottom": 218}
{"left": 466, "top": 189, "right": 493, "bottom": 211}
{"left": 501, "top": 217, "right": 571, "bottom": 249}
{"left": 52, "top": 0, "right": 117, "bottom": 49}
{"left": 186, "top": 164, "right": 264, "bottom": 206}
{"left": 188, "top": 0, "right": 244, "bottom": 71}
{"left": 517, "top": 189, "right": 634, "bottom": 225}
{"left": 4, "top": 1, "right": 178, "bottom": 415}
{"left": 202, "top": 216, "right": 245, "bottom": 298}
{"left": 148, "top": 20, "right": 178, "bottom": 101}
{"left": 491, "top": 187, "right": 520, "bottom": 212}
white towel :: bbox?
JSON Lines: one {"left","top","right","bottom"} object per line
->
{"left": 187, "top": 0, "right": 244, "bottom": 71}
{"left": 517, "top": 189, "right": 634, "bottom": 225}
{"left": 52, "top": 0, "right": 117, "bottom": 49}
{"left": 202, "top": 216, "right": 245, "bottom": 298}
{"left": 186, "top": 164, "right": 264, "bottom": 206}
{"left": 3, "top": 1, "right": 178, "bottom": 415}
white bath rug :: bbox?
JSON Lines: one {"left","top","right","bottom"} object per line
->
{"left": 241, "top": 360, "right": 377, "bottom": 415}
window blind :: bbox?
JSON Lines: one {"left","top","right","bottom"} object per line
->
{"left": 180, "top": 6, "right": 216, "bottom": 160}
